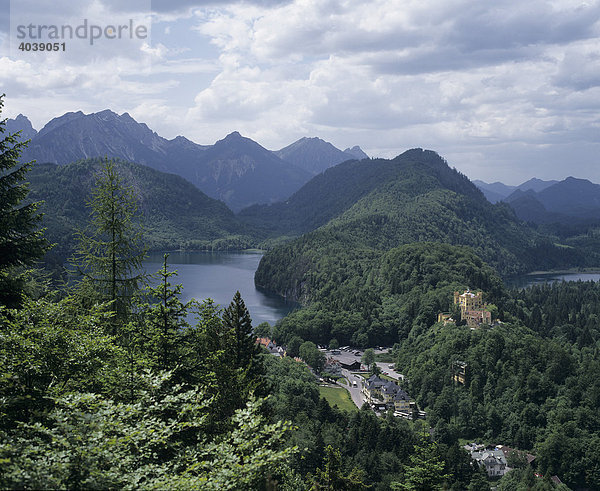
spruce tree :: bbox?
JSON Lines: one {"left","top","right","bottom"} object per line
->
{"left": 222, "top": 291, "right": 264, "bottom": 392}
{"left": 73, "top": 158, "right": 146, "bottom": 321}
{"left": 144, "top": 254, "right": 190, "bottom": 371}
{"left": 0, "top": 95, "right": 48, "bottom": 306}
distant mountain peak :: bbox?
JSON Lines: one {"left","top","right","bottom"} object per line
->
{"left": 6, "top": 114, "right": 37, "bottom": 141}
{"left": 95, "top": 109, "right": 118, "bottom": 118}
{"left": 37, "top": 110, "right": 86, "bottom": 138}
{"left": 276, "top": 136, "right": 365, "bottom": 175}
{"left": 343, "top": 145, "right": 368, "bottom": 160}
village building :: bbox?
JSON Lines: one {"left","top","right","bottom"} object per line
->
{"left": 453, "top": 360, "right": 468, "bottom": 385}
{"left": 256, "top": 337, "right": 285, "bottom": 357}
{"left": 362, "top": 374, "right": 413, "bottom": 414}
{"left": 464, "top": 444, "right": 508, "bottom": 478}
{"left": 437, "top": 312, "right": 455, "bottom": 325}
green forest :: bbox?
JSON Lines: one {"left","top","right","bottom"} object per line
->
{"left": 27, "top": 158, "right": 257, "bottom": 269}
{"left": 1, "top": 95, "right": 598, "bottom": 489}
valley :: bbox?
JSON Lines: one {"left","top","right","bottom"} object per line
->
{"left": 3, "top": 105, "right": 600, "bottom": 489}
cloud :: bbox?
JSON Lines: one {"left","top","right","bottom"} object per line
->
{"left": 3, "top": 0, "right": 600, "bottom": 184}
{"left": 178, "top": 0, "right": 600, "bottom": 182}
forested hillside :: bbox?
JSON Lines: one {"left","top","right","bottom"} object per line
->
{"left": 394, "top": 280, "right": 600, "bottom": 489}
{"left": 270, "top": 242, "right": 504, "bottom": 346}
{"left": 28, "top": 158, "right": 256, "bottom": 265}
{"left": 254, "top": 149, "right": 588, "bottom": 306}
{"left": 0, "top": 119, "right": 495, "bottom": 489}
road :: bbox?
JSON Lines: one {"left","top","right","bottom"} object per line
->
{"left": 324, "top": 348, "right": 407, "bottom": 409}
{"left": 339, "top": 369, "right": 365, "bottom": 408}
{"left": 374, "top": 362, "right": 405, "bottom": 381}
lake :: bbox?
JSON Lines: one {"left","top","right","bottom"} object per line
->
{"left": 144, "top": 251, "right": 296, "bottom": 326}
{"left": 506, "top": 272, "right": 600, "bottom": 289}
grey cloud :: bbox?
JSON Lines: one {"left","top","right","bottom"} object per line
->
{"left": 362, "top": 44, "right": 540, "bottom": 76}
{"left": 149, "top": 0, "right": 291, "bottom": 13}
{"left": 554, "top": 50, "right": 600, "bottom": 91}
{"left": 449, "top": 2, "right": 600, "bottom": 52}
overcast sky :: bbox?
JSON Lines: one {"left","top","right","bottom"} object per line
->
{"left": 1, "top": 0, "right": 599, "bottom": 184}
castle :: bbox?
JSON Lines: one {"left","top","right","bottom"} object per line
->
{"left": 454, "top": 290, "right": 492, "bottom": 327}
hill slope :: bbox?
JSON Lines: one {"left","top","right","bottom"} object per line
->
{"left": 254, "top": 149, "right": 589, "bottom": 306}
{"left": 28, "top": 158, "right": 256, "bottom": 263}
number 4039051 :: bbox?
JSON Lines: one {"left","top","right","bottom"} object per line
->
{"left": 18, "top": 42, "right": 66, "bottom": 52}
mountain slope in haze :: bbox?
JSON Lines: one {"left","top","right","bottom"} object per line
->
{"left": 18, "top": 110, "right": 310, "bottom": 211}
{"left": 473, "top": 178, "right": 558, "bottom": 203}
{"left": 254, "top": 149, "right": 589, "bottom": 305}
{"left": 197, "top": 132, "right": 311, "bottom": 211}
{"left": 517, "top": 177, "right": 559, "bottom": 194}
{"left": 506, "top": 177, "right": 600, "bottom": 224}
{"left": 275, "top": 137, "right": 368, "bottom": 175}
{"left": 6, "top": 114, "right": 38, "bottom": 141}
{"left": 28, "top": 158, "right": 256, "bottom": 263}
{"left": 472, "top": 180, "right": 516, "bottom": 203}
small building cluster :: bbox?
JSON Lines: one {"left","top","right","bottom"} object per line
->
{"left": 256, "top": 337, "right": 285, "bottom": 357}
{"left": 465, "top": 443, "right": 546, "bottom": 480}
{"left": 438, "top": 289, "right": 496, "bottom": 328}
{"left": 464, "top": 443, "right": 508, "bottom": 478}
{"left": 362, "top": 375, "right": 412, "bottom": 415}
{"left": 454, "top": 290, "right": 492, "bottom": 327}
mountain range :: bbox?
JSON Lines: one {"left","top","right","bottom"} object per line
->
{"left": 475, "top": 177, "right": 600, "bottom": 225}
{"left": 473, "top": 178, "right": 558, "bottom": 203}
{"left": 503, "top": 177, "right": 600, "bottom": 224}
{"left": 9, "top": 111, "right": 367, "bottom": 211}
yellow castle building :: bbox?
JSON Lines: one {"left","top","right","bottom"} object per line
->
{"left": 453, "top": 290, "right": 492, "bottom": 327}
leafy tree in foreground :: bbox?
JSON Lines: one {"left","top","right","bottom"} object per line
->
{"left": 0, "top": 295, "right": 118, "bottom": 427}
{"left": 0, "top": 94, "right": 48, "bottom": 307}
{"left": 0, "top": 373, "right": 296, "bottom": 490}
{"left": 73, "top": 158, "right": 146, "bottom": 321}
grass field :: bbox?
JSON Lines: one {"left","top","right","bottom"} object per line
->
{"left": 319, "top": 386, "right": 358, "bottom": 412}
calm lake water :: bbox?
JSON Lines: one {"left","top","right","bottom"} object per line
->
{"left": 144, "top": 251, "right": 296, "bottom": 326}
{"left": 507, "top": 272, "right": 600, "bottom": 289}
